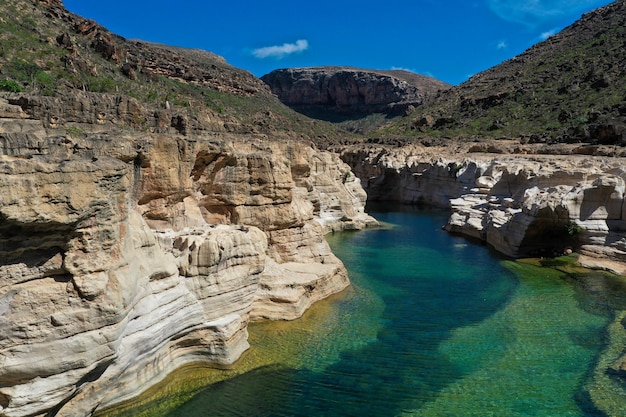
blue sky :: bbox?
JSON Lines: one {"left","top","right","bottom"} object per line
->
{"left": 63, "top": 0, "right": 614, "bottom": 85}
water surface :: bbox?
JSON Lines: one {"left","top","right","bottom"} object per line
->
{"left": 101, "top": 207, "right": 626, "bottom": 417}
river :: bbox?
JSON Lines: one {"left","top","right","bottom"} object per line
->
{"left": 100, "top": 206, "right": 626, "bottom": 417}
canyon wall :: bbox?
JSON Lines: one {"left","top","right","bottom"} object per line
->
{"left": 0, "top": 96, "right": 376, "bottom": 417}
{"left": 342, "top": 143, "right": 626, "bottom": 270}
{"left": 262, "top": 67, "right": 450, "bottom": 116}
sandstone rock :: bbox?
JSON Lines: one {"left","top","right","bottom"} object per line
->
{"left": 251, "top": 259, "right": 349, "bottom": 321}
{"left": 0, "top": 117, "right": 376, "bottom": 417}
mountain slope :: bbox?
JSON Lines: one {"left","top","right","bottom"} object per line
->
{"left": 0, "top": 0, "right": 347, "bottom": 145}
{"left": 388, "top": 0, "right": 626, "bottom": 145}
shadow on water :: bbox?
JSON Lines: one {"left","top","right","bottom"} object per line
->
{"left": 168, "top": 206, "right": 521, "bottom": 417}
{"left": 163, "top": 365, "right": 301, "bottom": 417}
{"left": 102, "top": 205, "right": 626, "bottom": 417}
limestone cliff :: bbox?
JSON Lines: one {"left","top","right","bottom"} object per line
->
{"left": 0, "top": 93, "right": 376, "bottom": 416}
{"left": 341, "top": 142, "right": 626, "bottom": 265}
{"left": 0, "top": 1, "right": 378, "bottom": 414}
{"left": 341, "top": 142, "right": 626, "bottom": 377}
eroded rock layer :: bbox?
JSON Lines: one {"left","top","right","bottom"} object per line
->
{"left": 343, "top": 142, "right": 626, "bottom": 377}
{"left": 342, "top": 143, "right": 626, "bottom": 265}
{"left": 0, "top": 102, "right": 376, "bottom": 416}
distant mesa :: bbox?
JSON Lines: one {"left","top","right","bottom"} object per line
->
{"left": 261, "top": 67, "right": 451, "bottom": 127}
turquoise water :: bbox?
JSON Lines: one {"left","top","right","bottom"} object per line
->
{"left": 104, "top": 207, "right": 626, "bottom": 417}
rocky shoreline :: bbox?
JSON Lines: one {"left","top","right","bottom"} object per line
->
{"left": 341, "top": 142, "right": 626, "bottom": 273}
{"left": 0, "top": 110, "right": 376, "bottom": 416}
{"left": 4, "top": 104, "right": 626, "bottom": 415}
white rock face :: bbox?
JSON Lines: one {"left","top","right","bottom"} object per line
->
{"left": 343, "top": 144, "right": 626, "bottom": 263}
{"left": 0, "top": 132, "right": 377, "bottom": 417}
{"left": 445, "top": 160, "right": 626, "bottom": 260}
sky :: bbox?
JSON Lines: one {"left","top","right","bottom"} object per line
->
{"left": 63, "top": 0, "right": 615, "bottom": 86}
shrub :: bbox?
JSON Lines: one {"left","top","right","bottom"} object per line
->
{"left": 566, "top": 221, "right": 584, "bottom": 236}
{"left": 4, "top": 59, "right": 41, "bottom": 82}
{"left": 35, "top": 71, "right": 55, "bottom": 95}
{"left": 86, "top": 77, "right": 116, "bottom": 93}
{"left": 0, "top": 80, "right": 22, "bottom": 92}
{"left": 65, "top": 125, "right": 84, "bottom": 138}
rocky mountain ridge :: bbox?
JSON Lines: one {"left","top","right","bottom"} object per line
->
{"left": 0, "top": 0, "right": 346, "bottom": 146}
{"left": 392, "top": 0, "right": 626, "bottom": 144}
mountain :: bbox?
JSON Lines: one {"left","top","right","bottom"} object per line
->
{"left": 0, "top": 0, "right": 346, "bottom": 145}
{"left": 262, "top": 66, "right": 450, "bottom": 134}
{"left": 385, "top": 0, "right": 626, "bottom": 145}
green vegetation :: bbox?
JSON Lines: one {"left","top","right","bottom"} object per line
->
{"left": 566, "top": 221, "right": 585, "bottom": 236}
{"left": 85, "top": 76, "right": 117, "bottom": 93}
{"left": 380, "top": 9, "right": 626, "bottom": 144}
{"left": 0, "top": 80, "right": 22, "bottom": 92}
{"left": 0, "top": 0, "right": 347, "bottom": 145}
{"left": 65, "top": 125, "right": 84, "bottom": 138}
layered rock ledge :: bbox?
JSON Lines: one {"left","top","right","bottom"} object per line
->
{"left": 341, "top": 142, "right": 626, "bottom": 268}
{"left": 341, "top": 142, "right": 626, "bottom": 377}
{"left": 0, "top": 97, "right": 376, "bottom": 417}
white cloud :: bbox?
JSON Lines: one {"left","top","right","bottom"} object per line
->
{"left": 252, "top": 39, "right": 309, "bottom": 59}
{"left": 391, "top": 66, "right": 434, "bottom": 78}
{"left": 487, "top": 0, "right": 602, "bottom": 26}
{"left": 540, "top": 28, "right": 558, "bottom": 40}
{"left": 497, "top": 40, "right": 508, "bottom": 50}
{"left": 391, "top": 66, "right": 416, "bottom": 73}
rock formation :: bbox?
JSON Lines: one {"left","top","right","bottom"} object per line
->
{"left": 262, "top": 67, "right": 450, "bottom": 117}
{"left": 341, "top": 142, "right": 626, "bottom": 264}
{"left": 0, "top": 2, "right": 379, "bottom": 414}
{"left": 0, "top": 91, "right": 376, "bottom": 416}
{"left": 341, "top": 141, "right": 626, "bottom": 379}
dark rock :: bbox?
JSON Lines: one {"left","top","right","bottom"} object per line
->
{"left": 56, "top": 32, "right": 74, "bottom": 51}
{"left": 262, "top": 67, "right": 450, "bottom": 118}
{"left": 121, "top": 62, "right": 137, "bottom": 80}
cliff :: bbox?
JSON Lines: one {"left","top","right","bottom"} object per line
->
{"left": 0, "top": 97, "right": 376, "bottom": 416}
{"left": 262, "top": 67, "right": 449, "bottom": 113}
{"left": 341, "top": 142, "right": 626, "bottom": 267}
{"left": 341, "top": 142, "right": 626, "bottom": 375}
{"left": 0, "top": 1, "right": 381, "bottom": 415}
{"left": 262, "top": 67, "right": 450, "bottom": 134}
